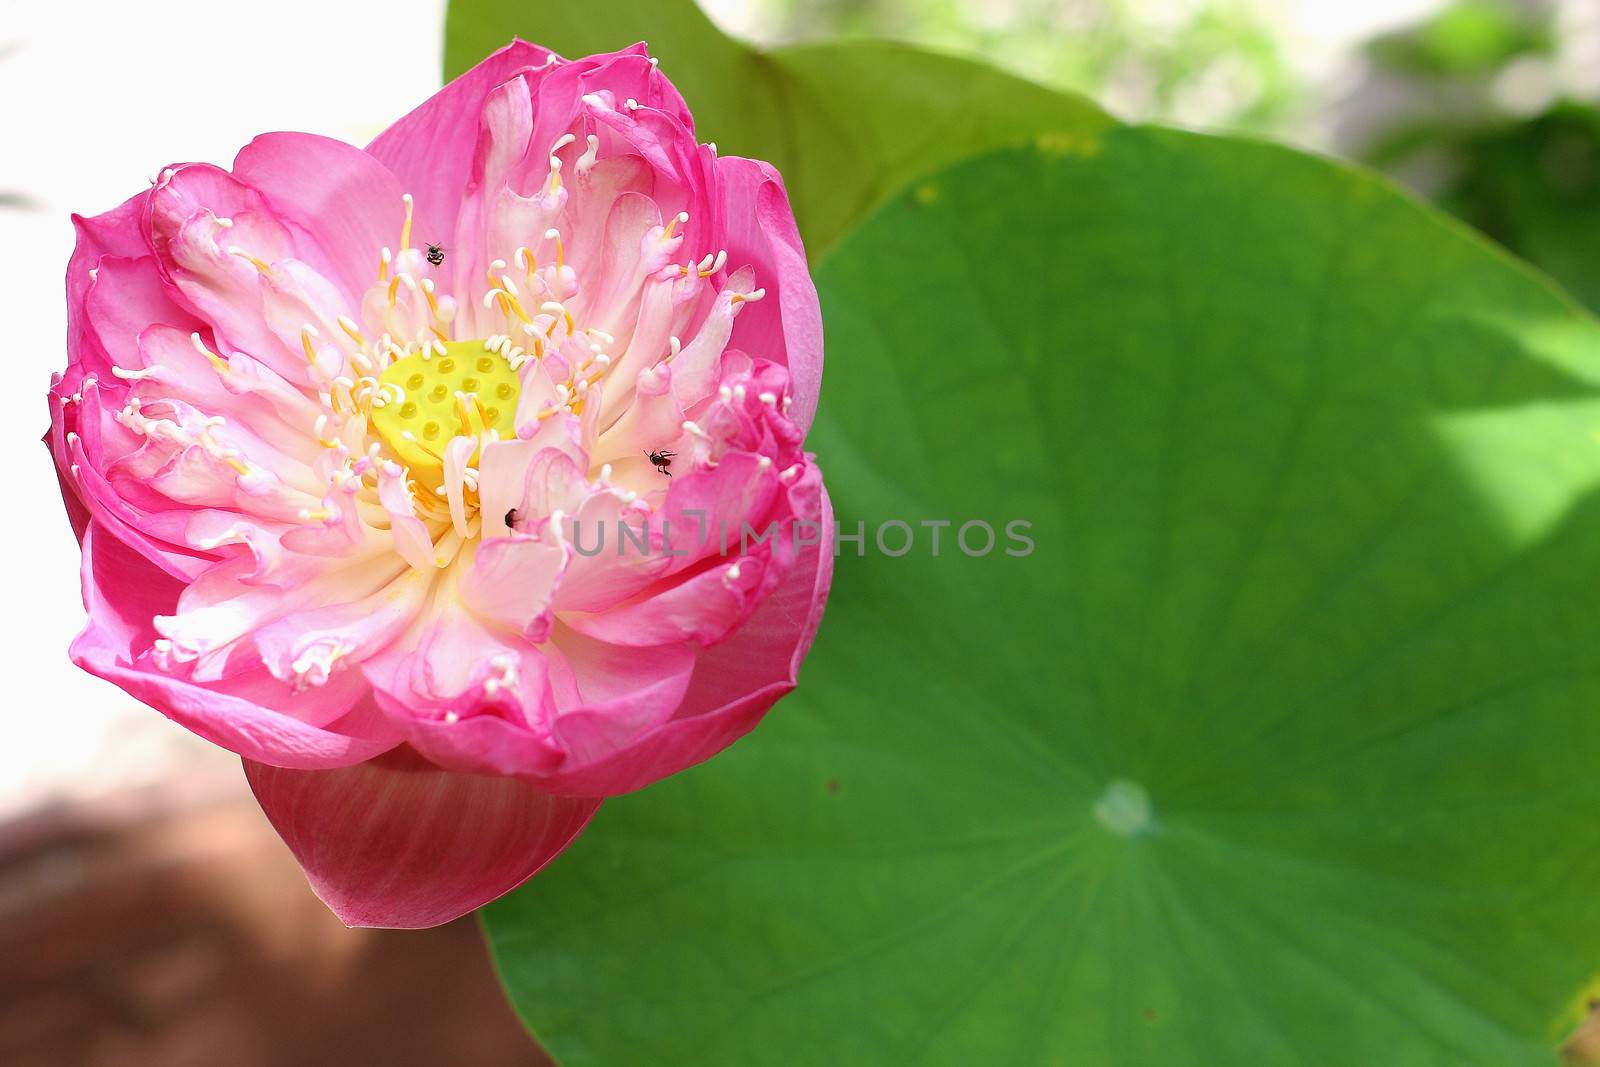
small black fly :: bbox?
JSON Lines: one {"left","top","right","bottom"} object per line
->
{"left": 646, "top": 449, "right": 675, "bottom": 477}
{"left": 426, "top": 243, "right": 446, "bottom": 267}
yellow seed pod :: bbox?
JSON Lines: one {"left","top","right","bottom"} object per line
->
{"left": 370, "top": 340, "right": 520, "bottom": 488}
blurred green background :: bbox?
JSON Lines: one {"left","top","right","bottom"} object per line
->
{"left": 700, "top": 0, "right": 1600, "bottom": 310}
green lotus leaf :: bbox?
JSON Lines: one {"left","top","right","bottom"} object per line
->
{"left": 485, "top": 129, "right": 1600, "bottom": 1066}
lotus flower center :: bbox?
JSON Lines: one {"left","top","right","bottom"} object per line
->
{"left": 370, "top": 340, "right": 520, "bottom": 489}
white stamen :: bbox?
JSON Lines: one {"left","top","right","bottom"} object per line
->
{"left": 190, "top": 333, "right": 220, "bottom": 361}
{"left": 576, "top": 134, "right": 600, "bottom": 173}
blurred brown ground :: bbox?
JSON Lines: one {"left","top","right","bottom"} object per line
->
{"left": 0, "top": 781, "right": 552, "bottom": 1067}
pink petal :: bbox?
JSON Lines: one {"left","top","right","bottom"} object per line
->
{"left": 540, "top": 487, "right": 834, "bottom": 796}
{"left": 252, "top": 569, "right": 434, "bottom": 689}
{"left": 52, "top": 383, "right": 213, "bottom": 583}
{"left": 475, "top": 436, "right": 544, "bottom": 540}
{"left": 534, "top": 44, "right": 695, "bottom": 156}
{"left": 560, "top": 154, "right": 654, "bottom": 292}
{"left": 364, "top": 41, "right": 558, "bottom": 250}
{"left": 716, "top": 156, "right": 822, "bottom": 432}
{"left": 363, "top": 597, "right": 566, "bottom": 779}
{"left": 543, "top": 627, "right": 698, "bottom": 766}
{"left": 664, "top": 271, "right": 754, "bottom": 412}
{"left": 71, "top": 522, "right": 400, "bottom": 769}
{"left": 578, "top": 190, "right": 661, "bottom": 342}
{"left": 245, "top": 746, "right": 600, "bottom": 928}
{"left": 561, "top": 551, "right": 768, "bottom": 648}
{"left": 49, "top": 446, "right": 92, "bottom": 544}
{"left": 66, "top": 190, "right": 153, "bottom": 370}
{"left": 127, "top": 324, "right": 323, "bottom": 460}
{"left": 144, "top": 164, "right": 306, "bottom": 383}
{"left": 72, "top": 190, "right": 151, "bottom": 262}
{"left": 460, "top": 535, "right": 567, "bottom": 643}
{"left": 398, "top": 707, "right": 569, "bottom": 780}
{"left": 63, "top": 191, "right": 154, "bottom": 421}
{"left": 549, "top": 489, "right": 670, "bottom": 612}
{"left": 85, "top": 254, "right": 199, "bottom": 372}
{"left": 589, "top": 360, "right": 685, "bottom": 468}
{"left": 232, "top": 132, "right": 415, "bottom": 307}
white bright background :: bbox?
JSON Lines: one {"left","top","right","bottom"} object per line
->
{"left": 0, "top": 0, "right": 1441, "bottom": 821}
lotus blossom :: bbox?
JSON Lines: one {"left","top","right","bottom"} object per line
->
{"left": 47, "top": 41, "right": 831, "bottom": 928}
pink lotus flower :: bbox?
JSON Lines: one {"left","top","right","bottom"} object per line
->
{"left": 48, "top": 41, "right": 831, "bottom": 928}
